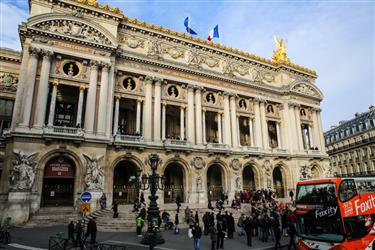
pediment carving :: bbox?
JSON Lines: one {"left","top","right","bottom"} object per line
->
{"left": 28, "top": 15, "right": 116, "bottom": 47}
{"left": 290, "top": 81, "right": 323, "bottom": 99}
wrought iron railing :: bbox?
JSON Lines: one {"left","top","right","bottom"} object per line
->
{"left": 113, "top": 185, "right": 139, "bottom": 204}
{"left": 164, "top": 185, "right": 184, "bottom": 203}
{"left": 207, "top": 186, "right": 223, "bottom": 201}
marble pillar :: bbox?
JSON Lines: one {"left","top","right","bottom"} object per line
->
{"left": 217, "top": 112, "right": 222, "bottom": 144}
{"left": 97, "top": 64, "right": 110, "bottom": 135}
{"left": 76, "top": 85, "right": 85, "bottom": 127}
{"left": 230, "top": 95, "right": 239, "bottom": 148}
{"left": 195, "top": 87, "right": 203, "bottom": 144}
{"left": 144, "top": 76, "right": 153, "bottom": 141}
{"left": 223, "top": 93, "right": 232, "bottom": 146}
{"left": 113, "top": 96, "right": 120, "bottom": 135}
{"left": 253, "top": 100, "right": 262, "bottom": 148}
{"left": 153, "top": 79, "right": 162, "bottom": 142}
{"left": 84, "top": 60, "right": 98, "bottom": 133}
{"left": 180, "top": 105, "right": 185, "bottom": 140}
{"left": 162, "top": 102, "right": 166, "bottom": 140}
{"left": 136, "top": 98, "right": 142, "bottom": 134}
{"left": 47, "top": 80, "right": 59, "bottom": 127}
{"left": 187, "top": 86, "right": 195, "bottom": 144}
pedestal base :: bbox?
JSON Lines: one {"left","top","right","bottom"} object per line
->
{"left": 3, "top": 191, "right": 31, "bottom": 225}
{"left": 141, "top": 230, "right": 165, "bottom": 245}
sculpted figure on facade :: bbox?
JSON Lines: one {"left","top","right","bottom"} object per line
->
{"left": 82, "top": 153, "right": 105, "bottom": 191}
{"left": 191, "top": 157, "right": 206, "bottom": 170}
{"left": 0, "top": 72, "right": 18, "bottom": 92}
{"left": 147, "top": 38, "right": 162, "bottom": 59}
{"left": 196, "top": 173, "right": 203, "bottom": 191}
{"left": 230, "top": 159, "right": 241, "bottom": 171}
{"left": 221, "top": 59, "right": 234, "bottom": 77}
{"left": 235, "top": 175, "right": 241, "bottom": 189}
{"left": 264, "top": 160, "right": 272, "bottom": 188}
{"left": 299, "top": 165, "right": 312, "bottom": 180}
{"left": 292, "top": 83, "right": 319, "bottom": 98}
{"left": 9, "top": 151, "right": 39, "bottom": 191}
{"left": 187, "top": 49, "right": 201, "bottom": 69}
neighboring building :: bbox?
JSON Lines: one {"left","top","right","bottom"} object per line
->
{"left": 324, "top": 106, "right": 375, "bottom": 177}
{"left": 0, "top": 0, "right": 329, "bottom": 224}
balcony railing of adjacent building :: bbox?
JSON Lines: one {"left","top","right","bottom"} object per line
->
{"left": 43, "top": 126, "right": 84, "bottom": 139}
{"left": 335, "top": 171, "right": 375, "bottom": 177}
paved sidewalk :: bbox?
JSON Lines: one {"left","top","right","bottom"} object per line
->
{"left": 1, "top": 225, "right": 292, "bottom": 250}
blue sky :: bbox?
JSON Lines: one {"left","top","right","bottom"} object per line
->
{"left": 0, "top": 0, "right": 374, "bottom": 131}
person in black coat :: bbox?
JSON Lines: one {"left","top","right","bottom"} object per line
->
{"left": 216, "top": 220, "right": 225, "bottom": 249}
{"left": 243, "top": 216, "right": 253, "bottom": 247}
{"left": 274, "top": 225, "right": 282, "bottom": 249}
{"left": 227, "top": 213, "right": 235, "bottom": 239}
{"left": 75, "top": 220, "right": 83, "bottom": 249}
{"left": 85, "top": 218, "right": 97, "bottom": 244}
{"left": 287, "top": 222, "right": 297, "bottom": 250}
{"left": 68, "top": 221, "right": 75, "bottom": 243}
{"left": 195, "top": 211, "right": 200, "bottom": 224}
{"left": 209, "top": 224, "right": 218, "bottom": 250}
{"left": 176, "top": 195, "right": 181, "bottom": 213}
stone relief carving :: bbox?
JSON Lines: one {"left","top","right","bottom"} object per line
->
{"left": 164, "top": 46, "right": 184, "bottom": 59}
{"left": 324, "top": 164, "right": 334, "bottom": 178}
{"left": 196, "top": 173, "right": 203, "bottom": 191}
{"left": 249, "top": 67, "right": 261, "bottom": 82}
{"left": 230, "top": 159, "right": 241, "bottom": 171}
{"left": 292, "top": 83, "right": 319, "bottom": 98}
{"left": 9, "top": 151, "right": 39, "bottom": 191}
{"left": 124, "top": 36, "right": 145, "bottom": 49}
{"left": 33, "top": 19, "right": 112, "bottom": 46}
{"left": 147, "top": 38, "right": 163, "bottom": 59}
{"left": 299, "top": 165, "right": 312, "bottom": 180}
{"left": 82, "top": 153, "right": 105, "bottom": 191}
{"left": 235, "top": 175, "right": 241, "bottom": 189}
{"left": 221, "top": 59, "right": 234, "bottom": 77}
{"left": 235, "top": 64, "right": 249, "bottom": 76}
{"left": 187, "top": 49, "right": 202, "bottom": 69}
{"left": 202, "top": 56, "right": 219, "bottom": 68}
{"left": 191, "top": 157, "right": 206, "bottom": 170}
{"left": 264, "top": 160, "right": 272, "bottom": 188}
{"left": 0, "top": 72, "right": 18, "bottom": 92}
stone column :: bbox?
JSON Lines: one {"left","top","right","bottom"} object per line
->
{"left": 136, "top": 98, "right": 142, "bottom": 134}
{"left": 195, "top": 87, "right": 203, "bottom": 144}
{"left": 202, "top": 108, "right": 206, "bottom": 144}
{"left": 142, "top": 99, "right": 146, "bottom": 135}
{"left": 294, "top": 105, "right": 303, "bottom": 151}
{"left": 20, "top": 47, "right": 39, "bottom": 127}
{"left": 253, "top": 99, "right": 262, "bottom": 148}
{"left": 249, "top": 117, "right": 254, "bottom": 146}
{"left": 113, "top": 96, "right": 120, "bottom": 135}
{"left": 11, "top": 43, "right": 30, "bottom": 129}
{"left": 76, "top": 85, "right": 85, "bottom": 127}
{"left": 180, "top": 105, "right": 185, "bottom": 140}
{"left": 312, "top": 109, "right": 320, "bottom": 148}
{"left": 84, "top": 60, "right": 98, "bottom": 133}
{"left": 34, "top": 50, "right": 53, "bottom": 128}
{"left": 162, "top": 102, "right": 166, "bottom": 140}
{"left": 223, "top": 93, "right": 232, "bottom": 146}
{"left": 187, "top": 86, "right": 195, "bottom": 144}
{"left": 105, "top": 62, "right": 115, "bottom": 137}
{"left": 97, "top": 64, "right": 110, "bottom": 135}
{"left": 153, "top": 79, "right": 162, "bottom": 142}
{"left": 230, "top": 95, "right": 239, "bottom": 148}
{"left": 47, "top": 80, "right": 59, "bottom": 126}
{"left": 259, "top": 101, "right": 268, "bottom": 149}
{"left": 288, "top": 104, "right": 298, "bottom": 152}
{"left": 276, "top": 122, "right": 281, "bottom": 148}
{"left": 308, "top": 124, "right": 313, "bottom": 148}
{"left": 317, "top": 110, "right": 326, "bottom": 153}
{"left": 144, "top": 76, "right": 153, "bottom": 141}
{"left": 217, "top": 112, "right": 222, "bottom": 144}
{"left": 280, "top": 104, "right": 290, "bottom": 150}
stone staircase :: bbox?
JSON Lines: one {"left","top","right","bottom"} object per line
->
{"left": 24, "top": 207, "right": 80, "bottom": 227}
{"left": 84, "top": 203, "right": 252, "bottom": 232}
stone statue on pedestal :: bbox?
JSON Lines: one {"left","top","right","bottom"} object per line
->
{"left": 82, "top": 153, "right": 104, "bottom": 191}
{"left": 9, "top": 151, "right": 39, "bottom": 191}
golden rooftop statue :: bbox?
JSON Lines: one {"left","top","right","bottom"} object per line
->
{"left": 272, "top": 36, "right": 290, "bottom": 64}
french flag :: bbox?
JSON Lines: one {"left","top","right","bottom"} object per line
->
{"left": 208, "top": 25, "right": 219, "bottom": 41}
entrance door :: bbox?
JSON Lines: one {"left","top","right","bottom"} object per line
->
{"left": 243, "top": 165, "right": 255, "bottom": 191}
{"left": 42, "top": 156, "right": 75, "bottom": 207}
{"left": 113, "top": 161, "right": 139, "bottom": 204}
{"left": 273, "top": 167, "right": 284, "bottom": 198}
{"left": 164, "top": 163, "right": 184, "bottom": 203}
{"left": 207, "top": 164, "right": 223, "bottom": 201}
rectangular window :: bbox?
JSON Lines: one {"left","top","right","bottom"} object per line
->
{"left": 0, "top": 98, "right": 14, "bottom": 135}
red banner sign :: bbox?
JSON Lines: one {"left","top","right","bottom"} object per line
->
{"left": 44, "top": 157, "right": 75, "bottom": 178}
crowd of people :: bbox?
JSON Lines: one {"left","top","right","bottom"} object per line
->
{"left": 67, "top": 218, "right": 97, "bottom": 249}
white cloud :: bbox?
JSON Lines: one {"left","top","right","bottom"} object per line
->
{"left": 0, "top": 1, "right": 28, "bottom": 50}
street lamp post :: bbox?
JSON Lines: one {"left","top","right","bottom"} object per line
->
{"left": 137, "top": 154, "right": 166, "bottom": 246}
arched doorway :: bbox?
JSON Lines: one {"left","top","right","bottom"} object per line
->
{"left": 164, "top": 163, "right": 184, "bottom": 203}
{"left": 42, "top": 156, "right": 75, "bottom": 207}
{"left": 207, "top": 164, "right": 224, "bottom": 201}
{"left": 113, "top": 160, "right": 140, "bottom": 204}
{"left": 243, "top": 165, "right": 256, "bottom": 191}
{"left": 273, "top": 167, "right": 285, "bottom": 198}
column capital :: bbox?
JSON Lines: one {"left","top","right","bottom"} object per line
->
{"left": 202, "top": 107, "right": 206, "bottom": 112}
{"left": 229, "top": 94, "right": 238, "bottom": 100}
{"left": 52, "top": 79, "right": 59, "bottom": 87}
{"left": 41, "top": 49, "right": 53, "bottom": 59}
{"left": 79, "top": 85, "right": 86, "bottom": 92}
{"left": 311, "top": 107, "right": 322, "bottom": 112}
{"left": 137, "top": 98, "right": 143, "bottom": 103}
{"left": 162, "top": 101, "right": 167, "bottom": 106}
{"left": 181, "top": 105, "right": 187, "bottom": 110}
{"left": 236, "top": 113, "right": 240, "bottom": 118}
{"left": 28, "top": 46, "right": 40, "bottom": 57}
{"left": 154, "top": 78, "right": 163, "bottom": 86}
{"left": 90, "top": 60, "right": 99, "bottom": 69}
{"left": 102, "top": 63, "right": 110, "bottom": 71}
{"left": 187, "top": 84, "right": 195, "bottom": 91}
{"left": 194, "top": 85, "right": 203, "bottom": 92}
{"left": 218, "top": 111, "right": 223, "bottom": 115}
{"left": 115, "top": 95, "right": 121, "bottom": 100}
{"left": 145, "top": 75, "right": 153, "bottom": 84}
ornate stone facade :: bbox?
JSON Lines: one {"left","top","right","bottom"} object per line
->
{"left": 0, "top": 0, "right": 330, "bottom": 225}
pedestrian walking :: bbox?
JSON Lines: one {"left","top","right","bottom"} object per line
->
{"left": 112, "top": 202, "right": 119, "bottom": 218}
{"left": 227, "top": 213, "right": 235, "bottom": 239}
{"left": 176, "top": 194, "right": 182, "bottom": 213}
{"left": 237, "top": 214, "right": 245, "bottom": 236}
{"left": 192, "top": 222, "right": 202, "bottom": 250}
{"left": 99, "top": 193, "right": 106, "bottom": 209}
{"left": 216, "top": 220, "right": 225, "bottom": 249}
{"left": 140, "top": 191, "right": 146, "bottom": 206}
{"left": 75, "top": 220, "right": 83, "bottom": 249}
{"left": 68, "top": 221, "right": 75, "bottom": 243}
{"left": 209, "top": 224, "right": 218, "bottom": 250}
{"left": 174, "top": 213, "right": 180, "bottom": 234}
{"left": 289, "top": 189, "right": 294, "bottom": 202}
{"left": 274, "top": 225, "right": 282, "bottom": 250}
{"left": 243, "top": 216, "right": 253, "bottom": 247}
{"left": 194, "top": 211, "right": 199, "bottom": 224}
{"left": 203, "top": 212, "right": 210, "bottom": 235}
{"left": 136, "top": 214, "right": 144, "bottom": 237}
{"left": 287, "top": 222, "right": 297, "bottom": 250}
{"left": 185, "top": 206, "right": 191, "bottom": 224}
{"left": 85, "top": 218, "right": 97, "bottom": 244}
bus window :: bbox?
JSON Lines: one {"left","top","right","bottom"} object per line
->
{"left": 296, "top": 183, "right": 336, "bottom": 204}
{"left": 339, "top": 179, "right": 357, "bottom": 202}
{"left": 354, "top": 178, "right": 375, "bottom": 194}
{"left": 344, "top": 215, "right": 371, "bottom": 240}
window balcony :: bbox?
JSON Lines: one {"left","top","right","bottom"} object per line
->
{"left": 164, "top": 139, "right": 191, "bottom": 150}
{"left": 206, "top": 143, "right": 230, "bottom": 153}
{"left": 241, "top": 146, "right": 260, "bottom": 153}
{"left": 114, "top": 134, "right": 144, "bottom": 146}
{"left": 43, "top": 126, "right": 84, "bottom": 140}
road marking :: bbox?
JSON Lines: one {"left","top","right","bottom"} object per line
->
{"left": 8, "top": 244, "right": 47, "bottom": 250}
{"left": 107, "top": 241, "right": 178, "bottom": 250}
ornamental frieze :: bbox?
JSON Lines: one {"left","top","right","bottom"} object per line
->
{"left": 292, "top": 82, "right": 320, "bottom": 98}
{"left": 121, "top": 35, "right": 145, "bottom": 49}
{"left": 201, "top": 56, "right": 219, "bottom": 68}
{"left": 0, "top": 72, "right": 18, "bottom": 93}
{"left": 32, "top": 19, "right": 112, "bottom": 46}
{"left": 164, "top": 46, "right": 185, "bottom": 59}
{"left": 147, "top": 38, "right": 163, "bottom": 59}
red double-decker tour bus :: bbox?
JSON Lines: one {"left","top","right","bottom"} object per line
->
{"left": 296, "top": 177, "right": 375, "bottom": 250}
